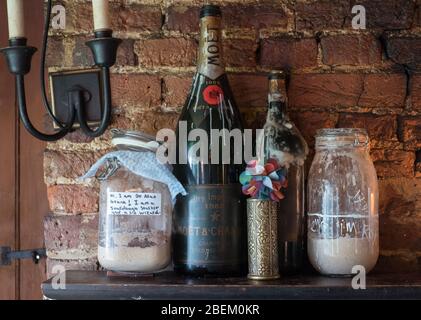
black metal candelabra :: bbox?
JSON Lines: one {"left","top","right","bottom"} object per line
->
{"left": 0, "top": 1, "right": 121, "bottom": 141}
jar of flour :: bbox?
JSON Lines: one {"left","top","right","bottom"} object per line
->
{"left": 81, "top": 129, "right": 186, "bottom": 274}
{"left": 307, "top": 129, "right": 379, "bottom": 277}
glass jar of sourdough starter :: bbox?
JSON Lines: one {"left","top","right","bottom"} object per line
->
{"left": 96, "top": 130, "right": 174, "bottom": 273}
{"left": 307, "top": 129, "right": 379, "bottom": 276}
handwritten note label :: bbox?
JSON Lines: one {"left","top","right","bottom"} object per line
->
{"left": 107, "top": 192, "right": 161, "bottom": 216}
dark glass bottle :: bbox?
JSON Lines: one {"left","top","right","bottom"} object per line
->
{"left": 173, "top": 5, "right": 247, "bottom": 276}
{"left": 263, "top": 72, "right": 308, "bottom": 274}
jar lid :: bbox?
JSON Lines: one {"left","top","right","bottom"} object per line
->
{"left": 111, "top": 129, "right": 160, "bottom": 152}
{"left": 316, "top": 128, "right": 369, "bottom": 148}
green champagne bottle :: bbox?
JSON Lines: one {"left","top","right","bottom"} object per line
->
{"left": 173, "top": 5, "right": 247, "bottom": 276}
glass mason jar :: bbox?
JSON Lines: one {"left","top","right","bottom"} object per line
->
{"left": 97, "top": 130, "right": 172, "bottom": 273}
{"left": 307, "top": 129, "right": 379, "bottom": 276}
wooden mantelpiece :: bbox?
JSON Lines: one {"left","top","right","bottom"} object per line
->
{"left": 42, "top": 271, "right": 421, "bottom": 300}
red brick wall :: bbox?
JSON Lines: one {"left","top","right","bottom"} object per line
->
{"left": 44, "top": 0, "right": 421, "bottom": 276}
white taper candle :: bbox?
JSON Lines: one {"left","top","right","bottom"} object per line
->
{"left": 92, "top": 0, "right": 111, "bottom": 31}
{"left": 7, "top": 0, "right": 25, "bottom": 39}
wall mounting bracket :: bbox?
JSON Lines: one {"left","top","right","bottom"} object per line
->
{"left": 0, "top": 246, "right": 46, "bottom": 266}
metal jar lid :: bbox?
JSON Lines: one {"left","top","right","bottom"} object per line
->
{"left": 111, "top": 129, "right": 160, "bottom": 152}
{"left": 315, "top": 128, "right": 370, "bottom": 149}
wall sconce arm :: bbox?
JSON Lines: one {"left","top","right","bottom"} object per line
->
{"left": 73, "top": 67, "right": 112, "bottom": 137}
{"left": 0, "top": 0, "right": 121, "bottom": 142}
{"left": 16, "top": 75, "right": 75, "bottom": 141}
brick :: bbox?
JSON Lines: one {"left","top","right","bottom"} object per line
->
{"left": 68, "top": 3, "right": 162, "bottom": 33}
{"left": 289, "top": 73, "right": 406, "bottom": 109}
{"left": 380, "top": 222, "right": 421, "bottom": 251}
{"left": 417, "top": 165, "right": 421, "bottom": 178}
{"left": 72, "top": 36, "right": 93, "bottom": 67}
{"left": 295, "top": 0, "right": 351, "bottom": 31}
{"left": 73, "top": 37, "right": 136, "bottom": 67}
{"left": 321, "top": 35, "right": 382, "bottom": 65}
{"left": 376, "top": 254, "right": 420, "bottom": 273}
{"left": 296, "top": 0, "right": 414, "bottom": 31}
{"left": 167, "top": 6, "right": 200, "bottom": 33}
{"left": 410, "top": 74, "right": 421, "bottom": 110}
{"left": 385, "top": 37, "right": 421, "bottom": 68}
{"left": 46, "top": 36, "right": 65, "bottom": 67}
{"left": 399, "top": 116, "right": 421, "bottom": 150}
{"left": 44, "top": 150, "right": 102, "bottom": 185}
{"left": 290, "top": 111, "right": 339, "bottom": 148}
{"left": 46, "top": 258, "right": 100, "bottom": 279}
{"left": 372, "top": 150, "right": 415, "bottom": 178}
{"left": 64, "top": 130, "right": 95, "bottom": 144}
{"left": 112, "top": 111, "right": 180, "bottom": 137}
{"left": 228, "top": 74, "right": 268, "bottom": 110}
{"left": 224, "top": 39, "right": 257, "bottom": 68}
{"left": 116, "top": 39, "right": 137, "bottom": 66}
{"left": 351, "top": 0, "right": 415, "bottom": 30}
{"left": 289, "top": 74, "right": 363, "bottom": 108}
{"left": 358, "top": 74, "right": 406, "bottom": 108}
{"left": 135, "top": 38, "right": 197, "bottom": 68}
{"left": 44, "top": 215, "right": 98, "bottom": 260}
{"left": 223, "top": 5, "right": 288, "bottom": 29}
{"left": 112, "top": 4, "right": 162, "bottom": 33}
{"left": 417, "top": 151, "right": 421, "bottom": 177}
{"left": 378, "top": 178, "right": 421, "bottom": 251}
{"left": 111, "top": 74, "right": 161, "bottom": 108}
{"left": 131, "top": 112, "right": 180, "bottom": 135}
{"left": 260, "top": 38, "right": 318, "bottom": 70}
{"left": 108, "top": 107, "right": 174, "bottom": 137}
{"left": 47, "top": 185, "right": 99, "bottom": 214}
{"left": 162, "top": 76, "right": 192, "bottom": 109}
{"left": 167, "top": 4, "right": 288, "bottom": 32}
{"left": 67, "top": 3, "right": 93, "bottom": 32}
{"left": 337, "top": 113, "right": 397, "bottom": 142}
{"left": 416, "top": 0, "right": 421, "bottom": 28}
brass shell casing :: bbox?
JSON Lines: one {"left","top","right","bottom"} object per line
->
{"left": 247, "top": 199, "right": 280, "bottom": 280}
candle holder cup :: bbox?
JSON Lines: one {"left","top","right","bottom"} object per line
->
{"left": 0, "top": 38, "right": 36, "bottom": 75}
{"left": 87, "top": 30, "right": 122, "bottom": 68}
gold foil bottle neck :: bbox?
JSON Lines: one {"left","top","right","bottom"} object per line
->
{"left": 198, "top": 15, "right": 225, "bottom": 80}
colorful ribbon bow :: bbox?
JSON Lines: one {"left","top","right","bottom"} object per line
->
{"left": 240, "top": 158, "right": 288, "bottom": 202}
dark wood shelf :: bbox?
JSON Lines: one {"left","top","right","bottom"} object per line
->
{"left": 42, "top": 271, "right": 421, "bottom": 300}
